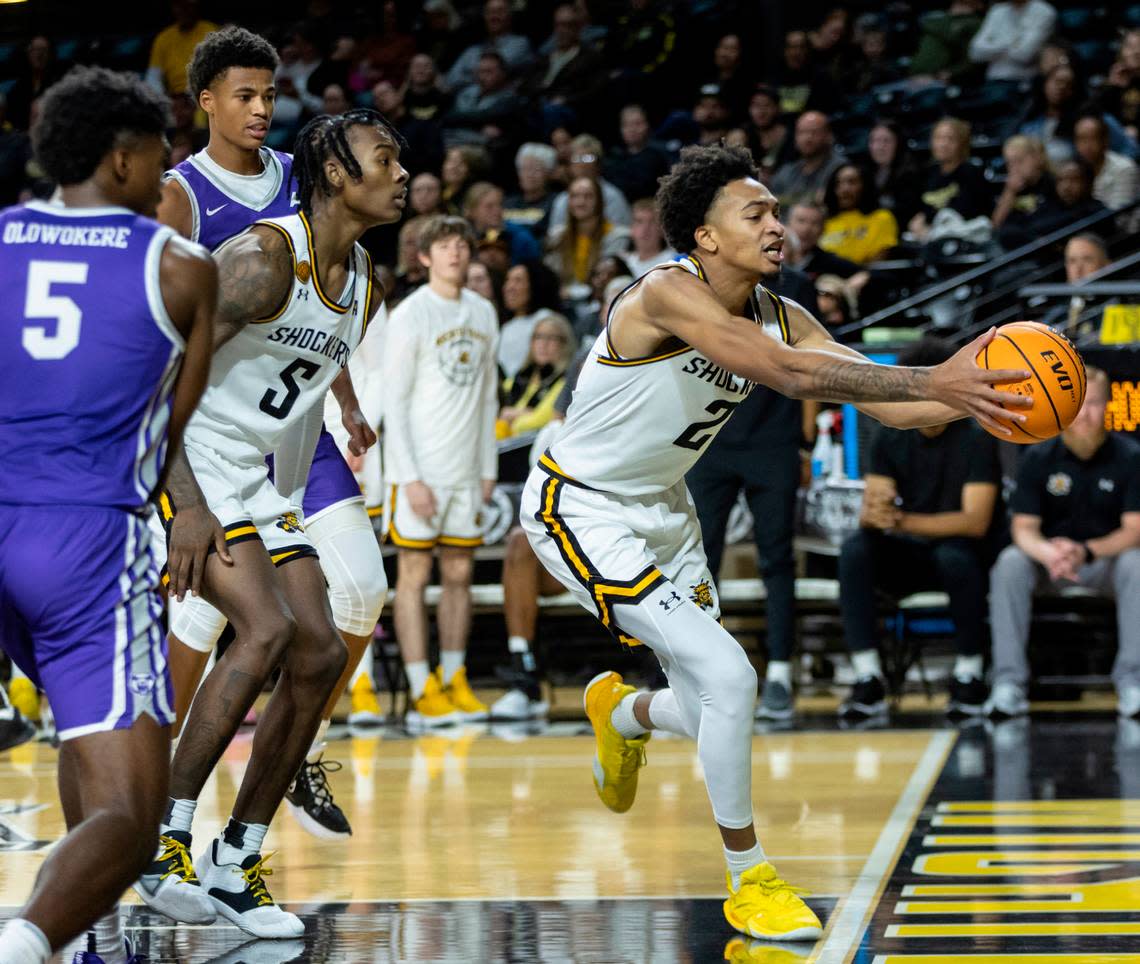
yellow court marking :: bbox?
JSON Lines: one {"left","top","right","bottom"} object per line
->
{"left": 925, "top": 833, "right": 1140, "bottom": 846}
{"left": 897, "top": 876, "right": 1140, "bottom": 914}
{"left": 913, "top": 849, "right": 1140, "bottom": 877}
{"left": 888, "top": 922, "right": 1140, "bottom": 937}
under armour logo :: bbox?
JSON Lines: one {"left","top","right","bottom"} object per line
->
{"left": 297, "top": 288, "right": 309, "bottom": 300}
{"left": 205, "top": 204, "right": 227, "bottom": 216}
{"left": 658, "top": 591, "right": 682, "bottom": 613}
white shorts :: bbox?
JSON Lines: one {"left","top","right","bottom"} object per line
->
{"left": 158, "top": 437, "right": 317, "bottom": 586}
{"left": 384, "top": 482, "right": 484, "bottom": 550}
{"left": 519, "top": 463, "right": 719, "bottom": 646}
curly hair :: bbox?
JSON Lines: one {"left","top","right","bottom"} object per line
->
{"left": 34, "top": 66, "right": 170, "bottom": 186}
{"left": 293, "top": 108, "right": 407, "bottom": 214}
{"left": 187, "top": 26, "right": 279, "bottom": 98}
{"left": 655, "top": 144, "right": 759, "bottom": 253}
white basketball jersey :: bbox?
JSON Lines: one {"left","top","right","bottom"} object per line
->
{"left": 546, "top": 256, "right": 790, "bottom": 497}
{"left": 186, "top": 211, "right": 374, "bottom": 461}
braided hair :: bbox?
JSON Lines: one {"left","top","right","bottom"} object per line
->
{"left": 292, "top": 108, "right": 406, "bottom": 214}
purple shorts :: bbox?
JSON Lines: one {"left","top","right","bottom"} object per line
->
{"left": 266, "top": 427, "right": 363, "bottom": 524}
{"left": 0, "top": 505, "right": 173, "bottom": 741}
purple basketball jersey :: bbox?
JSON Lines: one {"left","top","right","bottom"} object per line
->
{"left": 167, "top": 149, "right": 296, "bottom": 250}
{"left": 0, "top": 201, "right": 184, "bottom": 510}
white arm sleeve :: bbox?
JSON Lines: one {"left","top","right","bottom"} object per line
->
{"left": 380, "top": 306, "right": 421, "bottom": 484}
{"left": 273, "top": 401, "right": 324, "bottom": 513}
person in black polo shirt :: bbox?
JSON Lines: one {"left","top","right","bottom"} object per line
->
{"left": 989, "top": 369, "right": 1140, "bottom": 718}
{"left": 837, "top": 337, "right": 1003, "bottom": 719}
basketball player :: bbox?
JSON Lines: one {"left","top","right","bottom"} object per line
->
{"left": 520, "top": 145, "right": 1031, "bottom": 942}
{"left": 134, "top": 110, "right": 406, "bottom": 938}
{"left": 0, "top": 66, "right": 216, "bottom": 964}
{"left": 154, "top": 26, "right": 388, "bottom": 839}
{"left": 382, "top": 215, "right": 499, "bottom": 727}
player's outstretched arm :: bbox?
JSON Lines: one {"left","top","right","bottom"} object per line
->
{"left": 640, "top": 270, "right": 1031, "bottom": 435}
{"left": 212, "top": 223, "right": 295, "bottom": 348}
{"left": 778, "top": 297, "right": 1032, "bottom": 431}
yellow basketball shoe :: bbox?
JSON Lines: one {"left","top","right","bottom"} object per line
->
{"left": 439, "top": 666, "right": 488, "bottom": 722}
{"left": 9, "top": 677, "right": 39, "bottom": 724}
{"left": 405, "top": 673, "right": 460, "bottom": 729}
{"left": 723, "top": 862, "right": 823, "bottom": 942}
{"left": 347, "top": 673, "right": 384, "bottom": 727}
{"left": 583, "top": 671, "right": 649, "bottom": 814}
{"left": 723, "top": 937, "right": 811, "bottom": 962}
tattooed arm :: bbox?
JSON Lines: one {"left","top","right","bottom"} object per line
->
{"left": 632, "top": 268, "right": 1031, "bottom": 434}
{"left": 212, "top": 224, "right": 295, "bottom": 349}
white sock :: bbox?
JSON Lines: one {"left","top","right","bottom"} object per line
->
{"left": 217, "top": 818, "right": 269, "bottom": 864}
{"left": 508, "top": 635, "right": 530, "bottom": 653}
{"left": 851, "top": 649, "right": 882, "bottom": 680}
{"left": 0, "top": 918, "right": 50, "bottom": 964}
{"left": 405, "top": 660, "right": 430, "bottom": 699}
{"left": 610, "top": 692, "right": 648, "bottom": 738}
{"left": 765, "top": 660, "right": 792, "bottom": 686}
{"left": 93, "top": 906, "right": 124, "bottom": 958}
{"left": 954, "top": 655, "right": 984, "bottom": 681}
{"left": 725, "top": 840, "right": 767, "bottom": 890}
{"left": 161, "top": 797, "right": 197, "bottom": 835}
{"left": 307, "top": 719, "right": 330, "bottom": 763}
{"left": 439, "top": 649, "right": 465, "bottom": 685}
{"left": 647, "top": 689, "right": 690, "bottom": 737}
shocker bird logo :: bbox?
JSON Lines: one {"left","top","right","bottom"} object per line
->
{"left": 689, "top": 580, "right": 714, "bottom": 611}
{"left": 276, "top": 511, "right": 305, "bottom": 533}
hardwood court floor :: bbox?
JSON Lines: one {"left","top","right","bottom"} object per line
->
{"left": 2, "top": 716, "right": 1138, "bottom": 962}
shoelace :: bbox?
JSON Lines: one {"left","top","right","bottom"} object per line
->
{"left": 236, "top": 851, "right": 277, "bottom": 907}
{"left": 302, "top": 756, "right": 343, "bottom": 810}
{"left": 752, "top": 872, "right": 809, "bottom": 905}
{"left": 617, "top": 742, "right": 647, "bottom": 778}
{"left": 156, "top": 835, "right": 199, "bottom": 884}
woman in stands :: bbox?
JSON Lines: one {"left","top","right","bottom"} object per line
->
{"left": 498, "top": 260, "right": 564, "bottom": 379}
{"left": 907, "top": 116, "right": 993, "bottom": 239}
{"left": 1017, "top": 63, "right": 1082, "bottom": 166}
{"left": 819, "top": 162, "right": 899, "bottom": 264}
{"left": 991, "top": 135, "right": 1056, "bottom": 238}
{"left": 544, "top": 176, "right": 629, "bottom": 295}
{"left": 496, "top": 313, "right": 576, "bottom": 439}
{"left": 866, "top": 119, "right": 922, "bottom": 227}
{"left": 440, "top": 144, "right": 488, "bottom": 215}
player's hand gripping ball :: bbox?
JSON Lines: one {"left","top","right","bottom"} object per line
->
{"left": 975, "top": 321, "right": 1087, "bottom": 443}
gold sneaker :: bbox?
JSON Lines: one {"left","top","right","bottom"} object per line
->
{"left": 405, "top": 673, "right": 460, "bottom": 729}
{"left": 723, "top": 936, "right": 812, "bottom": 962}
{"left": 348, "top": 673, "right": 384, "bottom": 726}
{"left": 439, "top": 666, "right": 488, "bottom": 722}
{"left": 9, "top": 677, "right": 39, "bottom": 723}
{"left": 723, "top": 862, "right": 822, "bottom": 942}
{"left": 583, "top": 671, "right": 649, "bottom": 814}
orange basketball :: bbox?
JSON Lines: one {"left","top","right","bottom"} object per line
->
{"left": 975, "top": 321, "right": 1087, "bottom": 443}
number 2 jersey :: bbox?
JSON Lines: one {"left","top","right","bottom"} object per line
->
{"left": 0, "top": 200, "right": 185, "bottom": 510}
{"left": 184, "top": 210, "right": 374, "bottom": 466}
{"left": 545, "top": 255, "right": 790, "bottom": 498}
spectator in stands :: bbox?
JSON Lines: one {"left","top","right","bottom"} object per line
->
{"left": 601, "top": 0, "right": 678, "bottom": 114}
{"left": 321, "top": 83, "right": 349, "bottom": 115}
{"left": 1100, "top": 29, "right": 1140, "bottom": 140}
{"left": 623, "top": 199, "right": 678, "bottom": 277}
{"left": 808, "top": 8, "right": 853, "bottom": 87}
{"left": 372, "top": 79, "right": 444, "bottom": 177}
{"left": 820, "top": 163, "right": 899, "bottom": 265}
{"left": 522, "top": 3, "right": 604, "bottom": 124}
{"left": 147, "top": 0, "right": 217, "bottom": 96}
{"left": 1074, "top": 113, "right": 1140, "bottom": 212}
{"left": 465, "top": 259, "right": 504, "bottom": 318}
{"left": 686, "top": 381, "right": 806, "bottom": 721}
{"left": 838, "top": 337, "right": 1002, "bottom": 719}
{"left": 968, "top": 0, "right": 1057, "bottom": 82}
{"left": 604, "top": 105, "right": 673, "bottom": 208}
{"left": 549, "top": 134, "right": 633, "bottom": 234}
{"left": 739, "top": 85, "right": 792, "bottom": 180}
{"left": 992, "top": 135, "right": 1055, "bottom": 234}
{"left": 909, "top": 117, "right": 994, "bottom": 238}
{"left": 550, "top": 126, "right": 574, "bottom": 187}
{"left": 417, "top": 0, "right": 464, "bottom": 74}
{"left": 445, "top": 0, "right": 533, "bottom": 92}
{"left": 0, "top": 94, "right": 29, "bottom": 205}
{"left": 498, "top": 260, "right": 564, "bottom": 377}
{"left": 497, "top": 313, "right": 576, "bottom": 439}
{"left": 814, "top": 274, "right": 857, "bottom": 329}
{"left": 1038, "top": 233, "right": 1111, "bottom": 334}
{"left": 443, "top": 50, "right": 524, "bottom": 150}
{"left": 391, "top": 215, "right": 429, "bottom": 306}
{"left": 692, "top": 84, "right": 734, "bottom": 146}
{"left": 505, "top": 143, "right": 559, "bottom": 241}
{"left": 988, "top": 369, "right": 1140, "bottom": 718}
{"left": 441, "top": 144, "right": 488, "bottom": 215}
{"left": 785, "top": 202, "right": 866, "bottom": 287}
{"left": 698, "top": 33, "right": 753, "bottom": 120}
{"left": 909, "top": 0, "right": 986, "bottom": 85}
{"left": 849, "top": 14, "right": 902, "bottom": 94}
{"left": 866, "top": 119, "right": 923, "bottom": 227}
{"left": 403, "top": 53, "right": 451, "bottom": 127}
{"left": 773, "top": 30, "right": 839, "bottom": 116}
{"left": 1017, "top": 63, "right": 1080, "bottom": 166}
{"left": 410, "top": 172, "right": 445, "bottom": 218}
{"left": 769, "top": 111, "right": 845, "bottom": 209}
{"left": 475, "top": 229, "right": 513, "bottom": 278}
{"left": 7, "top": 36, "right": 62, "bottom": 131}
{"left": 354, "top": 1, "right": 415, "bottom": 91}
{"left": 1001, "top": 157, "right": 1106, "bottom": 249}
{"left": 465, "top": 182, "right": 541, "bottom": 265}
{"left": 546, "top": 175, "right": 629, "bottom": 292}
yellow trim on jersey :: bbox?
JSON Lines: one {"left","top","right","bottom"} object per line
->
{"left": 367, "top": 506, "right": 383, "bottom": 518}
{"left": 299, "top": 210, "right": 350, "bottom": 314}
{"left": 539, "top": 477, "right": 591, "bottom": 583}
{"left": 361, "top": 249, "right": 375, "bottom": 338}
{"left": 592, "top": 566, "right": 663, "bottom": 638}
{"left": 683, "top": 253, "right": 707, "bottom": 281}
{"left": 596, "top": 344, "right": 691, "bottom": 367}
{"left": 385, "top": 484, "right": 436, "bottom": 550}
{"left": 271, "top": 545, "right": 317, "bottom": 566}
{"left": 537, "top": 451, "right": 590, "bottom": 488}
{"left": 250, "top": 221, "right": 297, "bottom": 323}
{"left": 764, "top": 288, "right": 790, "bottom": 343}
{"left": 439, "top": 534, "right": 483, "bottom": 548}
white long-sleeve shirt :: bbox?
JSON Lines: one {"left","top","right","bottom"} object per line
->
{"left": 968, "top": 0, "right": 1056, "bottom": 80}
{"left": 382, "top": 284, "right": 499, "bottom": 487}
